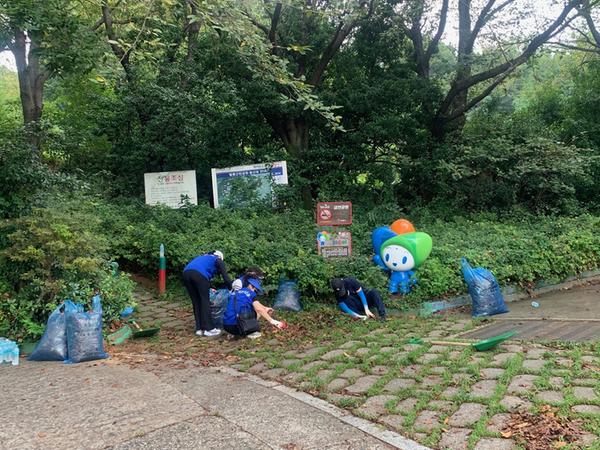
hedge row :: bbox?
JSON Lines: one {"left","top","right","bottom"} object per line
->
{"left": 99, "top": 199, "right": 600, "bottom": 304}
{"left": 3, "top": 193, "right": 600, "bottom": 339}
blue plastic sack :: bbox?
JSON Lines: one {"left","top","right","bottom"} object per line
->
{"left": 120, "top": 306, "right": 135, "bottom": 318}
{"left": 273, "top": 280, "right": 301, "bottom": 312}
{"left": 210, "top": 288, "right": 229, "bottom": 329}
{"left": 28, "top": 301, "right": 80, "bottom": 361}
{"left": 65, "top": 295, "right": 108, "bottom": 364}
{"left": 461, "top": 258, "right": 508, "bottom": 317}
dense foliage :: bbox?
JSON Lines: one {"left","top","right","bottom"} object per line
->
{"left": 2, "top": 1, "right": 600, "bottom": 339}
{"left": 5, "top": 192, "right": 600, "bottom": 341}
{"left": 104, "top": 201, "right": 600, "bottom": 301}
{"left": 0, "top": 193, "right": 134, "bottom": 340}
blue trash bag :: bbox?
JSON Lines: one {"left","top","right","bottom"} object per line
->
{"left": 461, "top": 258, "right": 509, "bottom": 317}
{"left": 120, "top": 306, "right": 135, "bottom": 319}
{"left": 64, "top": 295, "right": 108, "bottom": 364}
{"left": 28, "top": 301, "right": 78, "bottom": 361}
{"left": 273, "top": 279, "right": 302, "bottom": 312}
{"left": 210, "top": 289, "right": 229, "bottom": 329}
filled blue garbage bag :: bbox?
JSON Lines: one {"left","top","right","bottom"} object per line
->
{"left": 28, "top": 301, "right": 78, "bottom": 361}
{"left": 273, "top": 279, "right": 302, "bottom": 312}
{"left": 210, "top": 288, "right": 229, "bottom": 329}
{"left": 64, "top": 295, "right": 108, "bottom": 364}
{"left": 461, "top": 258, "right": 508, "bottom": 317}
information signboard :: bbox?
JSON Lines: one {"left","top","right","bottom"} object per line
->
{"left": 316, "top": 230, "right": 352, "bottom": 258}
{"left": 211, "top": 161, "right": 288, "bottom": 208}
{"left": 316, "top": 202, "right": 352, "bottom": 226}
{"left": 144, "top": 170, "right": 198, "bottom": 208}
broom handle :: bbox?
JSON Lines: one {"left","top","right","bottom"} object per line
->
{"left": 429, "top": 340, "right": 472, "bottom": 347}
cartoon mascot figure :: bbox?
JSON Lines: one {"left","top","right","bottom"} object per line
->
{"left": 372, "top": 219, "right": 432, "bottom": 295}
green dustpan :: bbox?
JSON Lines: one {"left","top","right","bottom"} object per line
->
{"left": 106, "top": 325, "right": 133, "bottom": 345}
{"left": 128, "top": 320, "right": 161, "bottom": 338}
{"left": 472, "top": 331, "right": 516, "bottom": 351}
{"left": 430, "top": 330, "right": 516, "bottom": 352}
{"left": 132, "top": 327, "right": 160, "bottom": 338}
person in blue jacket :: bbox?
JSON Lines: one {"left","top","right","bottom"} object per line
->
{"left": 183, "top": 250, "right": 232, "bottom": 337}
{"left": 223, "top": 278, "right": 285, "bottom": 337}
{"left": 330, "top": 277, "right": 387, "bottom": 321}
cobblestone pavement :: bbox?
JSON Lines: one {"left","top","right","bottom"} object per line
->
{"left": 229, "top": 322, "right": 600, "bottom": 450}
{"left": 128, "top": 285, "right": 600, "bottom": 449}
{"left": 134, "top": 287, "right": 191, "bottom": 332}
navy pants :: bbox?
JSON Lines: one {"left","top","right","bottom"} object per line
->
{"left": 183, "top": 270, "right": 213, "bottom": 331}
{"left": 365, "top": 289, "right": 386, "bottom": 317}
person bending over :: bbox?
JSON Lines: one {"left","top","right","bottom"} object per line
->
{"left": 183, "top": 250, "right": 232, "bottom": 337}
{"left": 330, "top": 277, "right": 387, "bottom": 321}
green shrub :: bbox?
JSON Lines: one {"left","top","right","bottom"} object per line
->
{"left": 0, "top": 131, "right": 50, "bottom": 219}
{"left": 3, "top": 190, "right": 600, "bottom": 341}
{"left": 99, "top": 200, "right": 600, "bottom": 305}
{"left": 0, "top": 196, "right": 135, "bottom": 340}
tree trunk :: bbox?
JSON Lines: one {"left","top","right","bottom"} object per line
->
{"left": 11, "top": 28, "right": 48, "bottom": 150}
{"left": 444, "top": 0, "right": 473, "bottom": 136}
{"left": 266, "top": 116, "right": 313, "bottom": 209}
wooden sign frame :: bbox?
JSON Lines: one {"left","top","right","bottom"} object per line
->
{"left": 316, "top": 202, "right": 352, "bottom": 226}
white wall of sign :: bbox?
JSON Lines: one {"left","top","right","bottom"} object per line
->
{"left": 144, "top": 170, "right": 198, "bottom": 208}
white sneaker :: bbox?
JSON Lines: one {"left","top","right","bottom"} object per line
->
{"left": 195, "top": 330, "right": 204, "bottom": 336}
{"left": 247, "top": 332, "right": 262, "bottom": 339}
{"left": 204, "top": 328, "right": 222, "bottom": 337}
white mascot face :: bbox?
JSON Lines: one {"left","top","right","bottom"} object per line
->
{"left": 382, "top": 245, "right": 415, "bottom": 271}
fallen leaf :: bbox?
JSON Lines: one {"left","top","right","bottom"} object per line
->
{"left": 501, "top": 431, "right": 513, "bottom": 438}
{"left": 555, "top": 442, "right": 567, "bottom": 448}
{"left": 281, "top": 444, "right": 300, "bottom": 450}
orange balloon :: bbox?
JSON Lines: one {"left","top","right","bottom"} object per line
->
{"left": 390, "top": 219, "right": 415, "bottom": 235}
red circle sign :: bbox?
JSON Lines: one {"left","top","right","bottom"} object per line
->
{"left": 320, "top": 209, "right": 332, "bottom": 221}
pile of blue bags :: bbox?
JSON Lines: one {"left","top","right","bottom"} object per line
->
{"left": 461, "top": 258, "right": 509, "bottom": 317}
{"left": 28, "top": 295, "right": 108, "bottom": 364}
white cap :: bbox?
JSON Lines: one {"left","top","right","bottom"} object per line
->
{"left": 214, "top": 250, "right": 224, "bottom": 260}
{"left": 232, "top": 279, "right": 242, "bottom": 291}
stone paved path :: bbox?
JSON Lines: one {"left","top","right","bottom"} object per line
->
{"left": 227, "top": 318, "right": 600, "bottom": 449}
{"left": 128, "top": 284, "right": 600, "bottom": 449}
{"left": 134, "top": 287, "right": 192, "bottom": 332}
{"left": 0, "top": 361, "right": 396, "bottom": 450}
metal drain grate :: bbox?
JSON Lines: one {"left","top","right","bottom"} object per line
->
{"left": 458, "top": 319, "right": 600, "bottom": 342}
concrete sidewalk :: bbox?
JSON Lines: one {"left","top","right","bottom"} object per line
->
{"left": 499, "top": 280, "right": 600, "bottom": 320}
{"left": 0, "top": 360, "right": 427, "bottom": 450}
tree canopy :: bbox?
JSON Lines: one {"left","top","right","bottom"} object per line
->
{"left": 1, "top": 0, "right": 600, "bottom": 211}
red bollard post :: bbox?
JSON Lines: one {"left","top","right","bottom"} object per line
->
{"left": 158, "top": 243, "right": 166, "bottom": 294}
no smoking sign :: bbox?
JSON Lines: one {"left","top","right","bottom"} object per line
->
{"left": 319, "top": 208, "right": 333, "bottom": 221}
{"left": 316, "top": 202, "right": 352, "bottom": 226}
